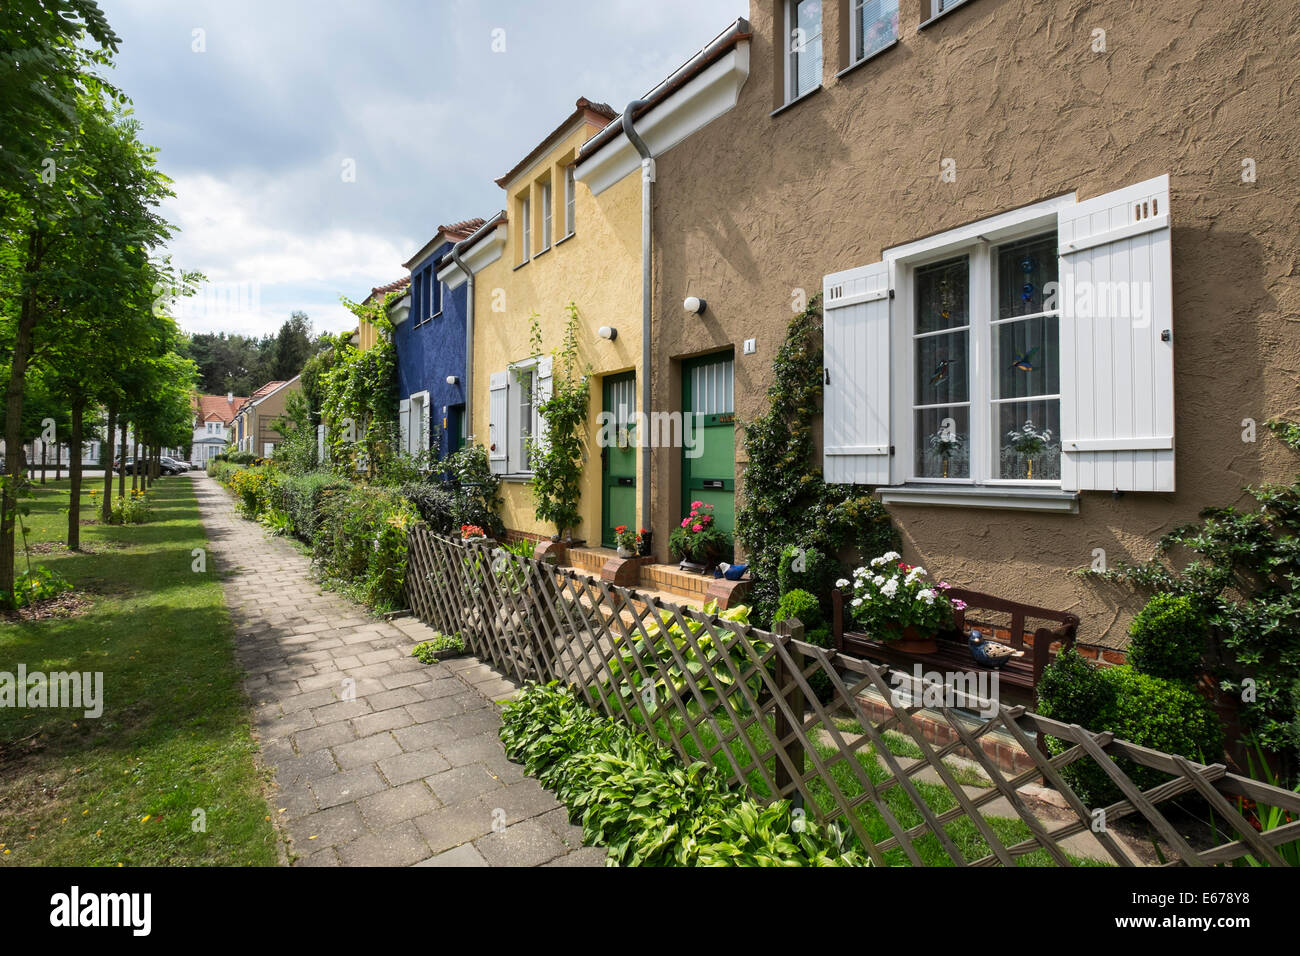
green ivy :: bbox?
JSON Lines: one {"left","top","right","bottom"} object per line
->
{"left": 735, "top": 294, "right": 898, "bottom": 625}
{"left": 525, "top": 303, "right": 589, "bottom": 539}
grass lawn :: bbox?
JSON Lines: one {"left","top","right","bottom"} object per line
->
{"left": 0, "top": 475, "right": 280, "bottom": 866}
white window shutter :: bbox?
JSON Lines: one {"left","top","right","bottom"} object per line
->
{"left": 1058, "top": 174, "right": 1174, "bottom": 493}
{"left": 398, "top": 398, "right": 411, "bottom": 456}
{"left": 488, "top": 371, "right": 509, "bottom": 474}
{"left": 823, "top": 260, "right": 892, "bottom": 485}
{"left": 534, "top": 356, "right": 554, "bottom": 454}
{"left": 420, "top": 398, "right": 431, "bottom": 456}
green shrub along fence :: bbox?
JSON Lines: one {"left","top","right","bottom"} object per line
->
{"left": 404, "top": 527, "right": 1300, "bottom": 868}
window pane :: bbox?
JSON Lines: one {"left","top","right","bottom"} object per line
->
{"left": 914, "top": 329, "right": 968, "bottom": 406}
{"left": 996, "top": 233, "right": 1057, "bottom": 320}
{"left": 855, "top": 0, "right": 898, "bottom": 62}
{"left": 914, "top": 255, "right": 968, "bottom": 335}
{"left": 915, "top": 406, "right": 969, "bottom": 479}
{"left": 791, "top": 0, "right": 823, "bottom": 98}
{"left": 994, "top": 315, "right": 1059, "bottom": 399}
{"left": 997, "top": 399, "right": 1061, "bottom": 481}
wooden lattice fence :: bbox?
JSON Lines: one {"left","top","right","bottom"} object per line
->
{"left": 405, "top": 527, "right": 1300, "bottom": 867}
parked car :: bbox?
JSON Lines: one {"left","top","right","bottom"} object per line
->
{"left": 160, "top": 456, "right": 190, "bottom": 472}
{"left": 113, "top": 457, "right": 185, "bottom": 476}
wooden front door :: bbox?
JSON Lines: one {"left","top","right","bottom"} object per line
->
{"left": 681, "top": 352, "right": 735, "bottom": 541}
{"left": 601, "top": 372, "right": 637, "bottom": 548}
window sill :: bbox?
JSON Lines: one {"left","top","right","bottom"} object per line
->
{"left": 503, "top": 473, "right": 534, "bottom": 484}
{"left": 555, "top": 232, "right": 575, "bottom": 246}
{"left": 919, "top": 0, "right": 977, "bottom": 31}
{"left": 770, "top": 84, "right": 823, "bottom": 119}
{"left": 533, "top": 246, "right": 550, "bottom": 259}
{"left": 878, "top": 483, "right": 1079, "bottom": 514}
{"left": 513, "top": 259, "right": 529, "bottom": 272}
{"left": 835, "top": 39, "right": 899, "bottom": 81}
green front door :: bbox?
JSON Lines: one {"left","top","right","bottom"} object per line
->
{"left": 601, "top": 372, "right": 637, "bottom": 548}
{"left": 682, "top": 352, "right": 735, "bottom": 544}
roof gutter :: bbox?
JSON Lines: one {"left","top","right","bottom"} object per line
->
{"left": 623, "top": 99, "right": 654, "bottom": 537}
{"left": 448, "top": 213, "right": 503, "bottom": 447}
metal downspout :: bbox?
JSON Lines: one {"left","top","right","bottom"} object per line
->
{"left": 622, "top": 100, "right": 653, "bottom": 538}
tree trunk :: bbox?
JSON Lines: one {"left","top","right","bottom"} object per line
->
{"left": 118, "top": 421, "right": 127, "bottom": 499}
{"left": 131, "top": 436, "right": 139, "bottom": 492}
{"left": 1, "top": 230, "right": 42, "bottom": 604}
{"left": 102, "top": 402, "right": 117, "bottom": 522}
{"left": 40, "top": 439, "right": 47, "bottom": 484}
{"left": 54, "top": 439, "right": 62, "bottom": 481}
{"left": 69, "top": 398, "right": 84, "bottom": 549}
{"left": 146, "top": 444, "right": 154, "bottom": 488}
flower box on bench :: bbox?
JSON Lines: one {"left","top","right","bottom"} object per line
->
{"left": 830, "top": 587, "right": 1079, "bottom": 701}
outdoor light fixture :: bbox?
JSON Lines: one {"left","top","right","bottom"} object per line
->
{"left": 683, "top": 295, "right": 706, "bottom": 315}
{"left": 446, "top": 375, "right": 459, "bottom": 385}
{"left": 597, "top": 326, "right": 617, "bottom": 341}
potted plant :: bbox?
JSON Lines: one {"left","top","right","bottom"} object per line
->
{"left": 839, "top": 552, "right": 967, "bottom": 653}
{"left": 1007, "top": 420, "right": 1053, "bottom": 480}
{"left": 637, "top": 528, "right": 652, "bottom": 557}
{"left": 459, "top": 523, "right": 488, "bottom": 543}
{"left": 613, "top": 524, "right": 641, "bottom": 558}
{"left": 668, "top": 501, "right": 731, "bottom": 571}
{"left": 928, "top": 426, "right": 964, "bottom": 479}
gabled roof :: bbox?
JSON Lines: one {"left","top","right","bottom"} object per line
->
{"left": 494, "top": 97, "right": 616, "bottom": 189}
{"left": 194, "top": 393, "right": 246, "bottom": 426}
{"left": 364, "top": 275, "right": 411, "bottom": 306}
{"left": 435, "top": 211, "right": 508, "bottom": 270}
{"left": 234, "top": 380, "right": 287, "bottom": 415}
{"left": 402, "top": 217, "right": 488, "bottom": 271}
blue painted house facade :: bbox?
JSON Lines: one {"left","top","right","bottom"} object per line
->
{"left": 394, "top": 218, "right": 484, "bottom": 461}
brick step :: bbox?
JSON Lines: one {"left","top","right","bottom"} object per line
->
{"left": 567, "top": 545, "right": 618, "bottom": 575}
{"left": 640, "top": 562, "right": 715, "bottom": 597}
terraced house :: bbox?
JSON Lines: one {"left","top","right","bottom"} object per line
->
{"left": 442, "top": 98, "right": 646, "bottom": 553}
{"left": 636, "top": 0, "right": 1300, "bottom": 647}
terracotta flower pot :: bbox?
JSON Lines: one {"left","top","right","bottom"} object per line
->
{"left": 892, "top": 625, "right": 938, "bottom": 654}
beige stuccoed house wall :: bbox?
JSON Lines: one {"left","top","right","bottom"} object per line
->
{"left": 646, "top": 0, "right": 1300, "bottom": 646}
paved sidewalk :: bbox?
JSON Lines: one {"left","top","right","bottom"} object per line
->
{"left": 193, "top": 474, "right": 603, "bottom": 867}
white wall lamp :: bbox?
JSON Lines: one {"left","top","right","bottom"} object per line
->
{"left": 446, "top": 375, "right": 459, "bottom": 386}
{"left": 597, "top": 326, "right": 618, "bottom": 341}
{"left": 683, "top": 295, "right": 707, "bottom": 315}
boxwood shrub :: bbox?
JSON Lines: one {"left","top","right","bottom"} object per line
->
{"left": 1127, "top": 593, "right": 1208, "bottom": 683}
{"left": 1037, "top": 648, "right": 1224, "bottom": 805}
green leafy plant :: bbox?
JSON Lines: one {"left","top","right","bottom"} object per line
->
{"left": 1127, "top": 593, "right": 1208, "bottom": 684}
{"left": 499, "top": 682, "right": 864, "bottom": 867}
{"left": 526, "top": 304, "right": 589, "bottom": 539}
{"left": 605, "top": 601, "right": 761, "bottom": 710}
{"left": 774, "top": 588, "right": 822, "bottom": 630}
{"left": 412, "top": 632, "right": 466, "bottom": 664}
{"left": 10, "top": 566, "right": 74, "bottom": 608}
{"left": 1081, "top": 418, "right": 1300, "bottom": 778}
{"left": 1037, "top": 649, "right": 1225, "bottom": 806}
{"left": 108, "top": 490, "right": 151, "bottom": 525}
{"left": 258, "top": 508, "right": 292, "bottom": 537}
{"left": 735, "top": 293, "right": 898, "bottom": 625}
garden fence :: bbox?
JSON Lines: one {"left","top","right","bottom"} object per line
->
{"left": 405, "top": 527, "right": 1300, "bottom": 867}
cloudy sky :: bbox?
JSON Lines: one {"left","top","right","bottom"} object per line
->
{"left": 99, "top": 0, "right": 746, "bottom": 337}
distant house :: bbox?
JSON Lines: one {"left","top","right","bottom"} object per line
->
{"left": 232, "top": 377, "right": 301, "bottom": 457}
{"left": 397, "top": 218, "right": 483, "bottom": 461}
{"left": 191, "top": 391, "right": 245, "bottom": 465}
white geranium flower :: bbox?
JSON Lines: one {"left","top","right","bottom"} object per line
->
{"left": 872, "top": 575, "right": 885, "bottom": 587}
{"left": 918, "top": 588, "right": 935, "bottom": 604}
{"left": 883, "top": 551, "right": 901, "bottom": 562}
{"left": 851, "top": 597, "right": 863, "bottom": 607}
{"left": 835, "top": 578, "right": 850, "bottom": 589}
{"left": 880, "top": 579, "right": 899, "bottom": 598}
{"left": 870, "top": 556, "right": 886, "bottom": 568}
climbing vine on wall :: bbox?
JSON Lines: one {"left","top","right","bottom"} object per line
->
{"left": 524, "top": 302, "right": 589, "bottom": 539}
{"left": 318, "top": 291, "right": 401, "bottom": 478}
{"left": 736, "top": 293, "right": 899, "bottom": 626}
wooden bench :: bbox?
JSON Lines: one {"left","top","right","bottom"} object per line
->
{"left": 830, "top": 587, "right": 1079, "bottom": 701}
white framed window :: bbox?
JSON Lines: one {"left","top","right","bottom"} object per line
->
{"left": 564, "top": 165, "right": 576, "bottom": 236}
{"left": 929, "top": 0, "right": 972, "bottom": 20}
{"left": 786, "top": 0, "right": 823, "bottom": 102}
{"left": 488, "top": 357, "right": 552, "bottom": 476}
{"left": 823, "top": 177, "right": 1174, "bottom": 506}
{"left": 515, "top": 366, "right": 535, "bottom": 472}
{"left": 851, "top": 0, "right": 899, "bottom": 64}
{"left": 905, "top": 232, "right": 1061, "bottom": 486}
{"left": 540, "top": 182, "right": 552, "bottom": 251}
{"left": 519, "top": 195, "right": 531, "bottom": 264}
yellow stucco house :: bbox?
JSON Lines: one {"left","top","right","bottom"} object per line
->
{"left": 440, "top": 98, "right": 645, "bottom": 551}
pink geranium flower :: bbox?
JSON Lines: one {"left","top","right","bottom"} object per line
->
{"left": 681, "top": 518, "right": 690, "bottom": 528}
{"left": 692, "top": 500, "right": 703, "bottom": 509}
{"left": 692, "top": 523, "right": 703, "bottom": 533}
